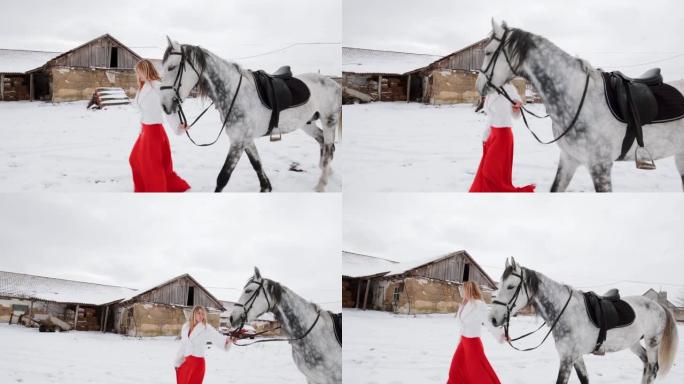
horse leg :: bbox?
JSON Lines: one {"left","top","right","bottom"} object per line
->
{"left": 573, "top": 356, "right": 589, "bottom": 384}
{"left": 215, "top": 141, "right": 245, "bottom": 193}
{"left": 244, "top": 141, "right": 272, "bottom": 192}
{"left": 550, "top": 152, "right": 580, "bottom": 192}
{"left": 674, "top": 151, "right": 684, "bottom": 191}
{"left": 588, "top": 161, "right": 613, "bottom": 192}
{"left": 642, "top": 338, "right": 661, "bottom": 384}
{"left": 556, "top": 358, "right": 574, "bottom": 384}
{"left": 315, "top": 113, "right": 338, "bottom": 192}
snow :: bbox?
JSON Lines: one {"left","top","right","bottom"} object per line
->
{"left": 343, "top": 47, "right": 441, "bottom": 75}
{"left": 343, "top": 309, "right": 684, "bottom": 383}
{"left": 342, "top": 251, "right": 398, "bottom": 278}
{"left": 0, "top": 324, "right": 304, "bottom": 384}
{"left": 0, "top": 49, "right": 60, "bottom": 73}
{"left": 342, "top": 102, "right": 683, "bottom": 192}
{"left": 0, "top": 271, "right": 136, "bottom": 306}
{"left": 0, "top": 99, "right": 341, "bottom": 192}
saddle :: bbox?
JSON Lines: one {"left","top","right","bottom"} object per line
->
{"left": 601, "top": 68, "right": 684, "bottom": 167}
{"left": 583, "top": 290, "right": 636, "bottom": 354}
{"left": 252, "top": 66, "right": 311, "bottom": 141}
{"left": 328, "top": 311, "right": 342, "bottom": 346}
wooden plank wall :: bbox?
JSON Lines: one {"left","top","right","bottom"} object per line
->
{"left": 432, "top": 40, "right": 487, "bottom": 72}
{"left": 132, "top": 276, "right": 222, "bottom": 309}
{"left": 408, "top": 252, "right": 494, "bottom": 288}
{"left": 48, "top": 36, "right": 139, "bottom": 69}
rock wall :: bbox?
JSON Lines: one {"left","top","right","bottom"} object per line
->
{"left": 50, "top": 66, "right": 137, "bottom": 102}
{"left": 118, "top": 303, "right": 221, "bottom": 337}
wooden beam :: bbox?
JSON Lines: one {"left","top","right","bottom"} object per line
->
{"left": 406, "top": 74, "right": 411, "bottom": 103}
{"left": 362, "top": 279, "right": 371, "bottom": 310}
{"left": 73, "top": 304, "right": 79, "bottom": 330}
{"left": 29, "top": 300, "right": 34, "bottom": 320}
{"left": 0, "top": 74, "right": 4, "bottom": 101}
{"left": 102, "top": 306, "right": 109, "bottom": 332}
{"left": 355, "top": 280, "right": 362, "bottom": 309}
{"left": 377, "top": 75, "right": 382, "bottom": 101}
{"left": 29, "top": 73, "right": 34, "bottom": 102}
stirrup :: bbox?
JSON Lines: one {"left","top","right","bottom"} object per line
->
{"left": 635, "top": 147, "right": 656, "bottom": 170}
{"left": 270, "top": 128, "right": 282, "bottom": 142}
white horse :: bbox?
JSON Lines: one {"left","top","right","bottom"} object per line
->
{"left": 229, "top": 268, "right": 341, "bottom": 384}
{"left": 476, "top": 20, "right": 684, "bottom": 192}
{"left": 490, "top": 257, "right": 678, "bottom": 384}
{"left": 160, "top": 37, "right": 341, "bottom": 192}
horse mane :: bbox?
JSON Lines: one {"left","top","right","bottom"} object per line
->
{"left": 506, "top": 28, "right": 536, "bottom": 70}
{"left": 501, "top": 265, "right": 541, "bottom": 297}
{"left": 266, "top": 279, "right": 283, "bottom": 305}
{"left": 163, "top": 44, "right": 210, "bottom": 98}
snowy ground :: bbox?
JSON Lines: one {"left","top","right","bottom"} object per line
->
{"left": 0, "top": 324, "right": 304, "bottom": 384}
{"left": 0, "top": 100, "right": 340, "bottom": 192}
{"left": 344, "top": 309, "right": 684, "bottom": 384}
{"left": 342, "top": 102, "right": 682, "bottom": 192}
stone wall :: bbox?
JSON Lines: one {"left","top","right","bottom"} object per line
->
{"left": 0, "top": 298, "right": 68, "bottom": 324}
{"left": 429, "top": 69, "right": 526, "bottom": 105}
{"left": 50, "top": 66, "right": 138, "bottom": 102}
{"left": 118, "top": 303, "right": 221, "bottom": 337}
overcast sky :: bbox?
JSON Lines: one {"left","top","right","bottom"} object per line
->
{"left": 344, "top": 194, "right": 684, "bottom": 299}
{"left": 344, "top": 0, "right": 684, "bottom": 81}
{"left": 0, "top": 194, "right": 341, "bottom": 310}
{"left": 0, "top": 0, "right": 341, "bottom": 75}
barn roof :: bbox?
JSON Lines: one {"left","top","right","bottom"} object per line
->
{"left": 121, "top": 273, "right": 225, "bottom": 311}
{"left": 342, "top": 251, "right": 399, "bottom": 278}
{"left": 342, "top": 47, "right": 442, "bottom": 75}
{"left": 41, "top": 34, "right": 143, "bottom": 70}
{"left": 0, "top": 49, "right": 61, "bottom": 74}
{"left": 0, "top": 270, "right": 136, "bottom": 306}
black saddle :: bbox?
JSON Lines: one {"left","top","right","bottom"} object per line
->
{"left": 329, "top": 311, "right": 342, "bottom": 346}
{"left": 583, "top": 290, "right": 636, "bottom": 353}
{"left": 601, "top": 68, "right": 684, "bottom": 160}
{"left": 252, "top": 66, "right": 311, "bottom": 137}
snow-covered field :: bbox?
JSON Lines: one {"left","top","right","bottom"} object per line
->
{"left": 342, "top": 102, "right": 682, "bottom": 192}
{"left": 0, "top": 324, "right": 304, "bottom": 384}
{"left": 344, "top": 309, "right": 684, "bottom": 384}
{"left": 0, "top": 100, "right": 341, "bottom": 192}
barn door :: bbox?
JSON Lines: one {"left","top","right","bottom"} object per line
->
{"left": 462, "top": 263, "right": 470, "bottom": 282}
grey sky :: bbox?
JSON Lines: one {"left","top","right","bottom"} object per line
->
{"left": 0, "top": 0, "right": 341, "bottom": 75}
{"left": 0, "top": 194, "right": 341, "bottom": 309}
{"left": 343, "top": 194, "right": 684, "bottom": 297}
{"left": 343, "top": 0, "right": 684, "bottom": 80}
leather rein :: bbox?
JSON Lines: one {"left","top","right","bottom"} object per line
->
{"left": 492, "top": 269, "right": 573, "bottom": 352}
{"left": 160, "top": 46, "right": 243, "bottom": 147}
{"left": 231, "top": 278, "right": 321, "bottom": 347}
{"left": 481, "top": 27, "right": 591, "bottom": 145}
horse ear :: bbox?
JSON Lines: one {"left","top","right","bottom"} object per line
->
{"left": 491, "top": 18, "right": 504, "bottom": 37}
{"left": 511, "top": 256, "right": 518, "bottom": 269}
{"left": 166, "top": 36, "right": 180, "bottom": 51}
{"left": 504, "top": 257, "right": 510, "bottom": 269}
{"left": 254, "top": 267, "right": 261, "bottom": 280}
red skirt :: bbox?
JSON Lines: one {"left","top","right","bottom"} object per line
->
{"left": 469, "top": 127, "right": 535, "bottom": 193}
{"left": 176, "top": 356, "right": 206, "bottom": 384}
{"left": 129, "top": 123, "right": 190, "bottom": 192}
{"left": 447, "top": 336, "right": 501, "bottom": 384}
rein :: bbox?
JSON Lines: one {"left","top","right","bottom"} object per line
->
{"left": 492, "top": 269, "right": 573, "bottom": 352}
{"left": 230, "top": 278, "right": 322, "bottom": 347}
{"left": 161, "top": 46, "right": 243, "bottom": 147}
{"left": 481, "top": 27, "right": 591, "bottom": 145}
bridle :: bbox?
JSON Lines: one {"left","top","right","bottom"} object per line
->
{"left": 160, "top": 45, "right": 243, "bottom": 147}
{"left": 480, "top": 27, "right": 591, "bottom": 145}
{"left": 231, "top": 278, "right": 322, "bottom": 347}
{"left": 492, "top": 268, "right": 573, "bottom": 352}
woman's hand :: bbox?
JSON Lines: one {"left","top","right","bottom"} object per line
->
{"left": 512, "top": 101, "right": 522, "bottom": 117}
{"left": 180, "top": 123, "right": 188, "bottom": 131}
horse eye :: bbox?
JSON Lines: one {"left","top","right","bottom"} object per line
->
{"left": 507, "top": 285, "right": 515, "bottom": 289}
{"left": 244, "top": 289, "right": 253, "bottom": 294}
{"left": 485, "top": 52, "right": 492, "bottom": 57}
{"left": 169, "top": 65, "right": 177, "bottom": 71}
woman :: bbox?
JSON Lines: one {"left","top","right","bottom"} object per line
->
{"left": 129, "top": 59, "right": 190, "bottom": 192}
{"left": 447, "top": 281, "right": 502, "bottom": 384}
{"left": 469, "top": 83, "right": 535, "bottom": 192}
{"left": 175, "top": 305, "right": 233, "bottom": 384}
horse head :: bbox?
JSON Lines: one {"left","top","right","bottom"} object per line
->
{"left": 489, "top": 257, "right": 534, "bottom": 327}
{"left": 229, "top": 267, "right": 281, "bottom": 328}
{"left": 160, "top": 36, "right": 206, "bottom": 115}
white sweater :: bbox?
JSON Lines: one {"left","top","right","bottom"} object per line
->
{"left": 134, "top": 80, "right": 182, "bottom": 134}
{"left": 456, "top": 300, "right": 503, "bottom": 340}
{"left": 174, "top": 322, "right": 230, "bottom": 367}
{"left": 484, "top": 83, "right": 522, "bottom": 129}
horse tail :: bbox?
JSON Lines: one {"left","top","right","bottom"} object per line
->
{"left": 658, "top": 302, "right": 678, "bottom": 376}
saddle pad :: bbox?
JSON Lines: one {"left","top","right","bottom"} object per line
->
{"left": 601, "top": 71, "right": 684, "bottom": 124}
{"left": 329, "top": 311, "right": 342, "bottom": 346}
{"left": 583, "top": 291, "right": 635, "bottom": 330}
{"left": 252, "top": 70, "right": 311, "bottom": 112}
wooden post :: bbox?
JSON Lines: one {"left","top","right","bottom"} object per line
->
{"left": 355, "top": 280, "right": 362, "bottom": 309}
{"left": 29, "top": 300, "right": 34, "bottom": 320}
{"left": 362, "top": 279, "right": 371, "bottom": 310}
{"left": 0, "top": 74, "right": 4, "bottom": 101}
{"left": 73, "top": 304, "right": 80, "bottom": 330}
{"left": 406, "top": 73, "right": 411, "bottom": 103}
{"left": 377, "top": 75, "right": 382, "bottom": 101}
{"left": 101, "top": 306, "right": 109, "bottom": 332}
{"left": 29, "top": 73, "right": 34, "bottom": 102}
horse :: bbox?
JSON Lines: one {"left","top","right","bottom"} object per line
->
{"left": 159, "top": 37, "right": 341, "bottom": 192}
{"left": 490, "top": 257, "right": 678, "bottom": 384}
{"left": 228, "top": 267, "right": 341, "bottom": 384}
{"left": 476, "top": 19, "right": 684, "bottom": 192}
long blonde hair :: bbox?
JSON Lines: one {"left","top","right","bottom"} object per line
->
{"left": 189, "top": 305, "right": 208, "bottom": 330}
{"left": 462, "top": 281, "right": 483, "bottom": 304}
{"left": 135, "top": 59, "right": 161, "bottom": 90}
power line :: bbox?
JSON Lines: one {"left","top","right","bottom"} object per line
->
{"left": 602, "top": 51, "right": 684, "bottom": 68}
{"left": 232, "top": 42, "right": 340, "bottom": 60}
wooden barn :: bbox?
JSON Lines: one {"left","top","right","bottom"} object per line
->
{"left": 0, "top": 271, "right": 224, "bottom": 336}
{"left": 343, "top": 250, "right": 498, "bottom": 314}
{"left": 643, "top": 289, "right": 684, "bottom": 322}
{"left": 342, "top": 47, "right": 440, "bottom": 103}
{"left": 0, "top": 34, "right": 144, "bottom": 102}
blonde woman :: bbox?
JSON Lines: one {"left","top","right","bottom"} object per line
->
{"left": 447, "top": 281, "right": 503, "bottom": 384}
{"left": 129, "top": 59, "right": 190, "bottom": 192}
{"left": 175, "top": 305, "right": 233, "bottom": 384}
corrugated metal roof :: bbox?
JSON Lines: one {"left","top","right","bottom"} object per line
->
{"left": 0, "top": 271, "right": 136, "bottom": 305}
{"left": 342, "top": 251, "right": 398, "bottom": 278}
{"left": 0, "top": 49, "right": 61, "bottom": 74}
{"left": 342, "top": 47, "right": 442, "bottom": 75}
